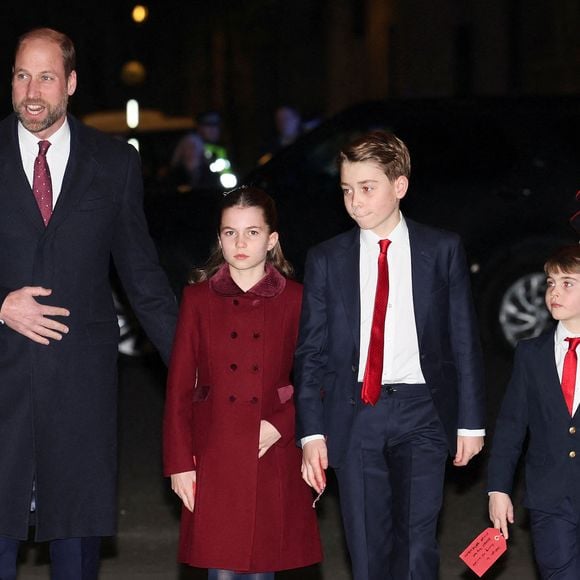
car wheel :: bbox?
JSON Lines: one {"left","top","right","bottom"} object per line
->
{"left": 497, "top": 271, "right": 553, "bottom": 348}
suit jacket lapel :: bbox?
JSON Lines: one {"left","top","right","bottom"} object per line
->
{"left": 408, "top": 220, "right": 433, "bottom": 344}
{"left": 336, "top": 228, "right": 361, "bottom": 350}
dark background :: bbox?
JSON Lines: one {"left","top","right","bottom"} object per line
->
{"left": 1, "top": 0, "right": 579, "bottom": 171}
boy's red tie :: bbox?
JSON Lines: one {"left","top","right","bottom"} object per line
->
{"left": 562, "top": 337, "right": 580, "bottom": 415}
{"left": 33, "top": 140, "right": 53, "bottom": 226}
{"left": 361, "top": 238, "right": 391, "bottom": 405}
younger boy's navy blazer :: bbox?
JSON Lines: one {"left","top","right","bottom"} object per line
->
{"left": 488, "top": 331, "right": 580, "bottom": 511}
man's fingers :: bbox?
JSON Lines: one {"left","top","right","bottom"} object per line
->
{"left": 41, "top": 305, "right": 70, "bottom": 318}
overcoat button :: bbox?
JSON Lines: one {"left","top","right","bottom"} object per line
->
{"left": 570, "top": 426, "right": 577, "bottom": 435}
{"left": 250, "top": 397, "right": 259, "bottom": 404}
{"left": 252, "top": 365, "right": 259, "bottom": 372}
{"left": 230, "top": 363, "right": 237, "bottom": 371}
{"left": 253, "top": 332, "right": 261, "bottom": 339}
{"left": 233, "top": 299, "right": 239, "bottom": 306}
{"left": 229, "top": 395, "right": 236, "bottom": 402}
{"left": 570, "top": 451, "right": 576, "bottom": 458}
{"left": 230, "top": 331, "right": 238, "bottom": 339}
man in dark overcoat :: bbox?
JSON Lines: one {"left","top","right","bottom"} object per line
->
{"left": 0, "top": 28, "right": 177, "bottom": 579}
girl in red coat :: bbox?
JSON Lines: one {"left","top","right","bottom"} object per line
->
{"left": 163, "top": 187, "right": 322, "bottom": 579}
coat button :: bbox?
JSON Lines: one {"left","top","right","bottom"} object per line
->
{"left": 250, "top": 396, "right": 259, "bottom": 404}
{"left": 252, "top": 364, "right": 259, "bottom": 372}
{"left": 229, "top": 395, "right": 237, "bottom": 402}
{"left": 230, "top": 331, "right": 238, "bottom": 339}
{"left": 230, "top": 363, "right": 238, "bottom": 371}
{"left": 570, "top": 451, "right": 576, "bottom": 458}
{"left": 253, "top": 332, "right": 261, "bottom": 339}
{"left": 570, "top": 426, "right": 577, "bottom": 435}
{"left": 233, "top": 299, "right": 239, "bottom": 306}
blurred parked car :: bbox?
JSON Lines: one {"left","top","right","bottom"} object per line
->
{"left": 145, "top": 96, "right": 580, "bottom": 353}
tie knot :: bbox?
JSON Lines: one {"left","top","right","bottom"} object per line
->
{"left": 565, "top": 337, "right": 580, "bottom": 351}
{"left": 37, "top": 140, "right": 51, "bottom": 156}
{"left": 379, "top": 239, "right": 391, "bottom": 254}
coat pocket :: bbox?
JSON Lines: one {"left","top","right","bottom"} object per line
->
{"left": 193, "top": 385, "right": 210, "bottom": 402}
{"left": 277, "top": 384, "right": 294, "bottom": 404}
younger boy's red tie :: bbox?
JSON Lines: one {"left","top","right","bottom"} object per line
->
{"left": 562, "top": 337, "right": 580, "bottom": 416}
{"left": 33, "top": 140, "right": 53, "bottom": 226}
{"left": 361, "top": 239, "right": 391, "bottom": 405}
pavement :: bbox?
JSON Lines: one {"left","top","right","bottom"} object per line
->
{"left": 17, "top": 351, "right": 540, "bottom": 579}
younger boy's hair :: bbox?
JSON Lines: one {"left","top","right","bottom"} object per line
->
{"left": 338, "top": 130, "right": 411, "bottom": 181}
{"left": 544, "top": 244, "right": 580, "bottom": 275}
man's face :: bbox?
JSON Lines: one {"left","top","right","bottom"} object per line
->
{"left": 12, "top": 37, "right": 77, "bottom": 139}
{"left": 340, "top": 160, "right": 408, "bottom": 238}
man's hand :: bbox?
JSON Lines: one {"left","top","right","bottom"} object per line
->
{"left": 489, "top": 491, "right": 514, "bottom": 539}
{"left": 453, "top": 435, "right": 484, "bottom": 466}
{"left": 170, "top": 470, "right": 196, "bottom": 512}
{"left": 258, "top": 420, "right": 281, "bottom": 458}
{"left": 301, "top": 439, "right": 328, "bottom": 494}
{"left": 0, "top": 287, "right": 69, "bottom": 345}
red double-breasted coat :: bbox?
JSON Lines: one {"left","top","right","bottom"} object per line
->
{"left": 163, "top": 264, "right": 322, "bottom": 572}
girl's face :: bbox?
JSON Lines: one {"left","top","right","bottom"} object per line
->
{"left": 219, "top": 205, "right": 278, "bottom": 276}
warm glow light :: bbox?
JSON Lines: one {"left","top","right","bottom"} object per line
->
{"left": 126, "top": 100, "right": 139, "bottom": 129}
{"left": 128, "top": 138, "right": 140, "bottom": 151}
{"left": 132, "top": 5, "right": 149, "bottom": 23}
{"left": 220, "top": 173, "right": 238, "bottom": 189}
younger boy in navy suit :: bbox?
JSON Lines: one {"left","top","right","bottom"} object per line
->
{"left": 488, "top": 245, "right": 580, "bottom": 579}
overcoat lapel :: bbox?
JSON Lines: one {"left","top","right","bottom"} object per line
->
{"left": 47, "top": 116, "right": 97, "bottom": 231}
{"left": 336, "top": 228, "right": 361, "bottom": 350}
{"left": 0, "top": 116, "right": 45, "bottom": 232}
{"left": 408, "top": 221, "right": 433, "bottom": 344}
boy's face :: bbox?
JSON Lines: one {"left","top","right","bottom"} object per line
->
{"left": 340, "top": 160, "right": 408, "bottom": 238}
{"left": 545, "top": 268, "right": 580, "bottom": 331}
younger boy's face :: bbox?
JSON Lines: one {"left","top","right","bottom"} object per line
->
{"left": 340, "top": 160, "right": 408, "bottom": 238}
{"left": 545, "top": 268, "right": 580, "bottom": 331}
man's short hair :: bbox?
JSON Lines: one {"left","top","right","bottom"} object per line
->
{"left": 16, "top": 28, "right": 76, "bottom": 78}
{"left": 545, "top": 245, "right": 580, "bottom": 275}
{"left": 338, "top": 130, "right": 411, "bottom": 181}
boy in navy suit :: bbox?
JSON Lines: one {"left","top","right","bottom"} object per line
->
{"left": 295, "top": 131, "right": 485, "bottom": 580}
{"left": 489, "top": 245, "right": 580, "bottom": 579}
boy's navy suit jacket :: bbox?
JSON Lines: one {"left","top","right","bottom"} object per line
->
{"left": 294, "top": 219, "right": 485, "bottom": 467}
{"left": 488, "top": 331, "right": 580, "bottom": 511}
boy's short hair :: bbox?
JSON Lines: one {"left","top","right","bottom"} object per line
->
{"left": 338, "top": 130, "right": 411, "bottom": 181}
{"left": 544, "top": 244, "right": 580, "bottom": 275}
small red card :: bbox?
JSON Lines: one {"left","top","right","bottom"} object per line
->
{"left": 460, "top": 528, "right": 507, "bottom": 577}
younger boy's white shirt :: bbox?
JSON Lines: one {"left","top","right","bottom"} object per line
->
{"left": 554, "top": 322, "right": 580, "bottom": 415}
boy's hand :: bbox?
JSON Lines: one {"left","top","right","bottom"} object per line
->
{"left": 301, "top": 439, "right": 328, "bottom": 494}
{"left": 453, "top": 435, "right": 484, "bottom": 466}
{"left": 489, "top": 491, "right": 514, "bottom": 539}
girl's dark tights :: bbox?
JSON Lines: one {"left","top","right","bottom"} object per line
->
{"left": 207, "top": 569, "right": 275, "bottom": 580}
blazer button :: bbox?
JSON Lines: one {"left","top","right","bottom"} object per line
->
{"left": 230, "top": 331, "right": 238, "bottom": 339}
{"left": 569, "top": 451, "right": 576, "bottom": 458}
{"left": 570, "top": 426, "right": 577, "bottom": 435}
{"left": 252, "top": 364, "right": 260, "bottom": 372}
{"left": 253, "top": 332, "right": 261, "bottom": 339}
{"left": 250, "top": 396, "right": 259, "bottom": 404}
{"left": 230, "top": 363, "right": 238, "bottom": 371}
{"left": 229, "top": 395, "right": 237, "bottom": 402}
